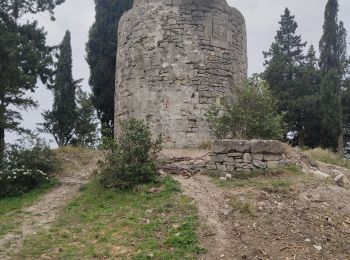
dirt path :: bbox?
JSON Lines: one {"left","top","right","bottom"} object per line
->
{"left": 173, "top": 174, "right": 234, "bottom": 259}
{"left": 168, "top": 148, "right": 350, "bottom": 259}
{"left": 0, "top": 149, "right": 101, "bottom": 259}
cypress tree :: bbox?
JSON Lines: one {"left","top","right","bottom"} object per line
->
{"left": 0, "top": 0, "right": 64, "bottom": 160}
{"left": 319, "top": 0, "right": 348, "bottom": 154}
{"left": 86, "top": 0, "right": 133, "bottom": 137}
{"left": 299, "top": 45, "right": 322, "bottom": 147}
{"left": 263, "top": 8, "right": 307, "bottom": 145}
{"left": 42, "top": 31, "right": 80, "bottom": 147}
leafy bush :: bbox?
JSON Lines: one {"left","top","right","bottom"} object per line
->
{"left": 0, "top": 138, "right": 59, "bottom": 197}
{"left": 0, "top": 167, "right": 50, "bottom": 197}
{"left": 99, "top": 118, "right": 162, "bottom": 189}
{"left": 207, "top": 77, "right": 285, "bottom": 140}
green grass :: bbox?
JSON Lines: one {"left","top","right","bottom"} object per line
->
{"left": 215, "top": 165, "right": 304, "bottom": 193}
{"left": 0, "top": 181, "right": 56, "bottom": 238}
{"left": 15, "top": 177, "right": 204, "bottom": 259}
{"left": 305, "top": 148, "right": 350, "bottom": 169}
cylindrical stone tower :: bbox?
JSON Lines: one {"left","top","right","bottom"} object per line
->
{"left": 115, "top": 0, "right": 247, "bottom": 148}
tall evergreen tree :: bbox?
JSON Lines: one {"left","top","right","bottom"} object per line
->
{"left": 319, "top": 0, "right": 348, "bottom": 154}
{"left": 86, "top": 0, "right": 133, "bottom": 137}
{"left": 299, "top": 45, "right": 322, "bottom": 147}
{"left": 0, "top": 0, "right": 65, "bottom": 160}
{"left": 42, "top": 31, "right": 80, "bottom": 147}
{"left": 263, "top": 8, "right": 307, "bottom": 146}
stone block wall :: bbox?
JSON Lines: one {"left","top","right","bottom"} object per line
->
{"left": 115, "top": 0, "right": 247, "bottom": 148}
{"left": 207, "top": 140, "right": 286, "bottom": 174}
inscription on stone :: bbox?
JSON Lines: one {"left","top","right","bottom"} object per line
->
{"left": 212, "top": 17, "right": 227, "bottom": 41}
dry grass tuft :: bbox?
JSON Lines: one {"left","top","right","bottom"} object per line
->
{"left": 305, "top": 148, "right": 350, "bottom": 169}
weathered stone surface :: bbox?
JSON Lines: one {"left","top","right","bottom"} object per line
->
{"left": 207, "top": 139, "right": 285, "bottom": 175}
{"left": 266, "top": 161, "right": 279, "bottom": 169}
{"left": 263, "top": 154, "right": 283, "bottom": 161}
{"left": 253, "top": 160, "right": 267, "bottom": 169}
{"left": 212, "top": 140, "right": 251, "bottom": 154}
{"left": 226, "top": 165, "right": 235, "bottom": 172}
{"left": 243, "top": 153, "right": 252, "bottom": 163}
{"left": 334, "top": 174, "right": 350, "bottom": 189}
{"left": 210, "top": 154, "right": 226, "bottom": 162}
{"left": 115, "top": 0, "right": 247, "bottom": 148}
{"left": 250, "top": 140, "right": 284, "bottom": 154}
{"left": 217, "top": 164, "right": 227, "bottom": 172}
{"left": 206, "top": 163, "right": 217, "bottom": 170}
{"left": 252, "top": 153, "right": 264, "bottom": 161}
{"left": 228, "top": 152, "right": 242, "bottom": 158}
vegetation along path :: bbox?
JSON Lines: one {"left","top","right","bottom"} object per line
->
{"left": 0, "top": 148, "right": 101, "bottom": 259}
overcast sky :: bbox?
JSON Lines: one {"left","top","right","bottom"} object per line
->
{"left": 7, "top": 0, "right": 350, "bottom": 145}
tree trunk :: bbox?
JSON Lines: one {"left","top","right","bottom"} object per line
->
{"left": 338, "top": 129, "right": 344, "bottom": 157}
{"left": 58, "top": 139, "right": 64, "bottom": 148}
{"left": 298, "top": 130, "right": 305, "bottom": 149}
{"left": 0, "top": 127, "right": 5, "bottom": 163}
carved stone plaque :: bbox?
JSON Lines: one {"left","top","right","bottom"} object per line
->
{"left": 212, "top": 17, "right": 227, "bottom": 41}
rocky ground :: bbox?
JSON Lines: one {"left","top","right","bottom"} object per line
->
{"left": 0, "top": 149, "right": 102, "bottom": 259}
{"left": 163, "top": 148, "right": 350, "bottom": 260}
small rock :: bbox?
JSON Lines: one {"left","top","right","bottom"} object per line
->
{"left": 313, "top": 245, "right": 322, "bottom": 251}
{"left": 219, "top": 177, "right": 226, "bottom": 181}
{"left": 175, "top": 232, "right": 181, "bottom": 237}
{"left": 147, "top": 187, "right": 163, "bottom": 193}
{"left": 221, "top": 254, "right": 225, "bottom": 258}
{"left": 310, "top": 160, "right": 318, "bottom": 167}
{"left": 159, "top": 170, "right": 167, "bottom": 176}
{"left": 172, "top": 224, "right": 180, "bottom": 229}
{"left": 222, "top": 209, "right": 230, "bottom": 216}
{"left": 146, "top": 209, "right": 154, "bottom": 214}
{"left": 334, "top": 174, "right": 350, "bottom": 188}
{"left": 225, "top": 174, "right": 232, "bottom": 180}
{"left": 305, "top": 238, "right": 311, "bottom": 243}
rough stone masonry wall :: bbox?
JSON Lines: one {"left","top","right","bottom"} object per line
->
{"left": 115, "top": 0, "right": 247, "bottom": 148}
{"left": 207, "top": 140, "right": 286, "bottom": 174}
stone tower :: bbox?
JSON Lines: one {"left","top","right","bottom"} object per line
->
{"left": 115, "top": 0, "right": 247, "bottom": 148}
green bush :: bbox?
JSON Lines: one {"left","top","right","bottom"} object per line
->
{"left": 99, "top": 118, "right": 162, "bottom": 189}
{"left": 207, "top": 77, "right": 285, "bottom": 140}
{"left": 0, "top": 138, "right": 59, "bottom": 197}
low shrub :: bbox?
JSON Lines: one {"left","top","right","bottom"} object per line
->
{"left": 0, "top": 137, "right": 59, "bottom": 197}
{"left": 6, "top": 140, "right": 60, "bottom": 174}
{"left": 99, "top": 118, "right": 162, "bottom": 190}
{"left": 207, "top": 76, "right": 285, "bottom": 140}
{"left": 0, "top": 167, "right": 50, "bottom": 197}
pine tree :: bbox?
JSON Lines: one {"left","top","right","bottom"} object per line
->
{"left": 263, "top": 8, "right": 307, "bottom": 145}
{"left": 42, "top": 31, "right": 80, "bottom": 147}
{"left": 0, "top": 0, "right": 65, "bottom": 160}
{"left": 319, "top": 0, "right": 348, "bottom": 154}
{"left": 86, "top": 0, "right": 133, "bottom": 137}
